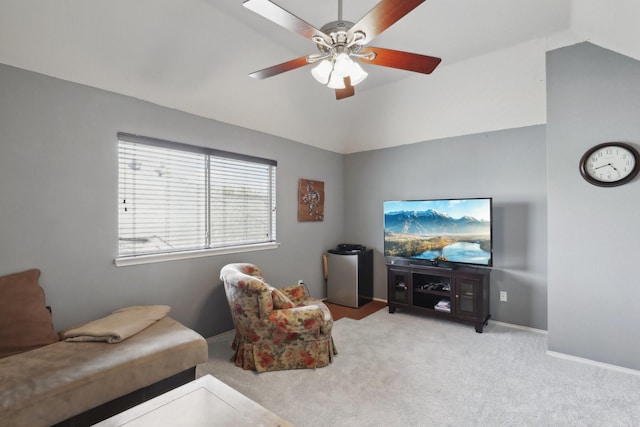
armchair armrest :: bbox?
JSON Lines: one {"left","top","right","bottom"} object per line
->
{"left": 267, "top": 305, "right": 325, "bottom": 334}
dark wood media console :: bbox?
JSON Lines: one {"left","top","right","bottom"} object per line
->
{"left": 386, "top": 260, "right": 490, "bottom": 332}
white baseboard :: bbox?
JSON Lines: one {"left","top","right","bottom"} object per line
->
{"left": 488, "top": 319, "right": 548, "bottom": 334}
{"left": 489, "top": 321, "right": 640, "bottom": 375}
{"left": 374, "top": 300, "right": 547, "bottom": 334}
{"left": 546, "top": 350, "right": 640, "bottom": 377}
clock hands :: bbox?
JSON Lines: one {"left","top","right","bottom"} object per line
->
{"left": 595, "top": 163, "right": 618, "bottom": 172}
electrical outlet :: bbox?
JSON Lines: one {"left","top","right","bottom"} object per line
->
{"left": 500, "top": 291, "right": 508, "bottom": 302}
{"left": 297, "top": 280, "right": 304, "bottom": 286}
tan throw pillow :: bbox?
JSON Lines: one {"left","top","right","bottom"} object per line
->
{"left": 0, "top": 269, "right": 60, "bottom": 358}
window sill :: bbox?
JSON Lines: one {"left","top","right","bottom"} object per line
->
{"left": 114, "top": 242, "right": 280, "bottom": 267}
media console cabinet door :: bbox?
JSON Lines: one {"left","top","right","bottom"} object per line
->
{"left": 387, "top": 268, "right": 410, "bottom": 306}
{"left": 454, "top": 276, "right": 480, "bottom": 318}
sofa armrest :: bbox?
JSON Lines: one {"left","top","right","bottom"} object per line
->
{"left": 267, "top": 306, "right": 325, "bottom": 334}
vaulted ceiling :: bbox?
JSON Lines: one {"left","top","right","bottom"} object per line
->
{"left": 1, "top": 0, "right": 639, "bottom": 153}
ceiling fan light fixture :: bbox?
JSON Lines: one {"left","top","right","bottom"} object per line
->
{"left": 245, "top": 0, "right": 440, "bottom": 100}
{"left": 311, "top": 53, "right": 368, "bottom": 89}
{"left": 311, "top": 59, "right": 333, "bottom": 84}
{"left": 349, "top": 62, "right": 368, "bottom": 86}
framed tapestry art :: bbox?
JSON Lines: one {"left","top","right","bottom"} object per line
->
{"left": 298, "top": 179, "right": 324, "bottom": 221}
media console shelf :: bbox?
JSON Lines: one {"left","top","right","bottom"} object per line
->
{"left": 386, "top": 260, "right": 490, "bottom": 333}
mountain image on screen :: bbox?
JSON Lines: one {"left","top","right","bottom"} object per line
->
{"left": 384, "top": 209, "right": 489, "bottom": 235}
{"left": 383, "top": 199, "right": 493, "bottom": 266}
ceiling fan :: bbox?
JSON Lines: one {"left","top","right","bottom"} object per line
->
{"left": 244, "top": 0, "right": 442, "bottom": 100}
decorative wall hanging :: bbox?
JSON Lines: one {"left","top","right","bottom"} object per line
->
{"left": 298, "top": 179, "right": 324, "bottom": 221}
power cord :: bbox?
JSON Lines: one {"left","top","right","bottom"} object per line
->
{"left": 297, "top": 280, "right": 311, "bottom": 297}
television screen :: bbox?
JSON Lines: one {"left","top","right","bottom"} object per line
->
{"left": 383, "top": 198, "right": 493, "bottom": 267}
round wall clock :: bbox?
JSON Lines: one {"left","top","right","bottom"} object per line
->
{"left": 579, "top": 142, "right": 640, "bottom": 187}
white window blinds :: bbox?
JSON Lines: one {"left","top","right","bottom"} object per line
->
{"left": 118, "top": 133, "right": 276, "bottom": 259}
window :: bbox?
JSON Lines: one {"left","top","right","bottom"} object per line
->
{"left": 116, "top": 133, "right": 277, "bottom": 265}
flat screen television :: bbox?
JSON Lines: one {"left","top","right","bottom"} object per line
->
{"left": 383, "top": 198, "right": 493, "bottom": 267}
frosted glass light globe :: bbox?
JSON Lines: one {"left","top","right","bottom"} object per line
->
{"left": 333, "top": 53, "right": 353, "bottom": 77}
{"left": 327, "top": 72, "right": 346, "bottom": 89}
{"left": 350, "top": 62, "right": 368, "bottom": 86}
{"left": 311, "top": 60, "right": 332, "bottom": 84}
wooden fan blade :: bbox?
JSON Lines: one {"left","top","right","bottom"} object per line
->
{"left": 360, "top": 47, "right": 441, "bottom": 74}
{"left": 243, "top": 0, "right": 329, "bottom": 42}
{"left": 335, "top": 77, "right": 355, "bottom": 100}
{"left": 347, "top": 0, "right": 426, "bottom": 45}
{"left": 249, "top": 56, "right": 310, "bottom": 80}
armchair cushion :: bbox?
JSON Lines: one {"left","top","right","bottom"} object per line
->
{"left": 270, "top": 288, "right": 294, "bottom": 310}
{"left": 278, "top": 285, "right": 307, "bottom": 304}
{"left": 267, "top": 306, "right": 325, "bottom": 334}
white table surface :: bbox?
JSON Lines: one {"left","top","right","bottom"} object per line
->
{"left": 93, "top": 374, "right": 293, "bottom": 427}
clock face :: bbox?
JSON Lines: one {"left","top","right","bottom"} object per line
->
{"left": 580, "top": 143, "right": 640, "bottom": 187}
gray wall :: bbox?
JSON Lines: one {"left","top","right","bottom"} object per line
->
{"left": 0, "top": 63, "right": 344, "bottom": 338}
{"left": 4, "top": 41, "right": 640, "bottom": 371}
{"left": 547, "top": 43, "right": 640, "bottom": 369}
{"left": 343, "top": 127, "right": 548, "bottom": 330}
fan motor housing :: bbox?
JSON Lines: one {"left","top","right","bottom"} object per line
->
{"left": 320, "top": 20, "right": 354, "bottom": 33}
{"left": 317, "top": 20, "right": 362, "bottom": 54}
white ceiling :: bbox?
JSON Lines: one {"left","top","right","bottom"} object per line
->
{"left": 1, "top": 0, "right": 639, "bottom": 153}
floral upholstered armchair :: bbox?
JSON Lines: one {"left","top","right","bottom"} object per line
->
{"left": 220, "top": 263, "right": 337, "bottom": 372}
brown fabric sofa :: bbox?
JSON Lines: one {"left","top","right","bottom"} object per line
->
{"left": 0, "top": 270, "right": 208, "bottom": 427}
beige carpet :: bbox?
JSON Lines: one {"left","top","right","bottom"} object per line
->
{"left": 198, "top": 310, "right": 640, "bottom": 426}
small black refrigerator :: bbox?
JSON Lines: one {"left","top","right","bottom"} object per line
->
{"left": 326, "top": 245, "right": 373, "bottom": 308}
